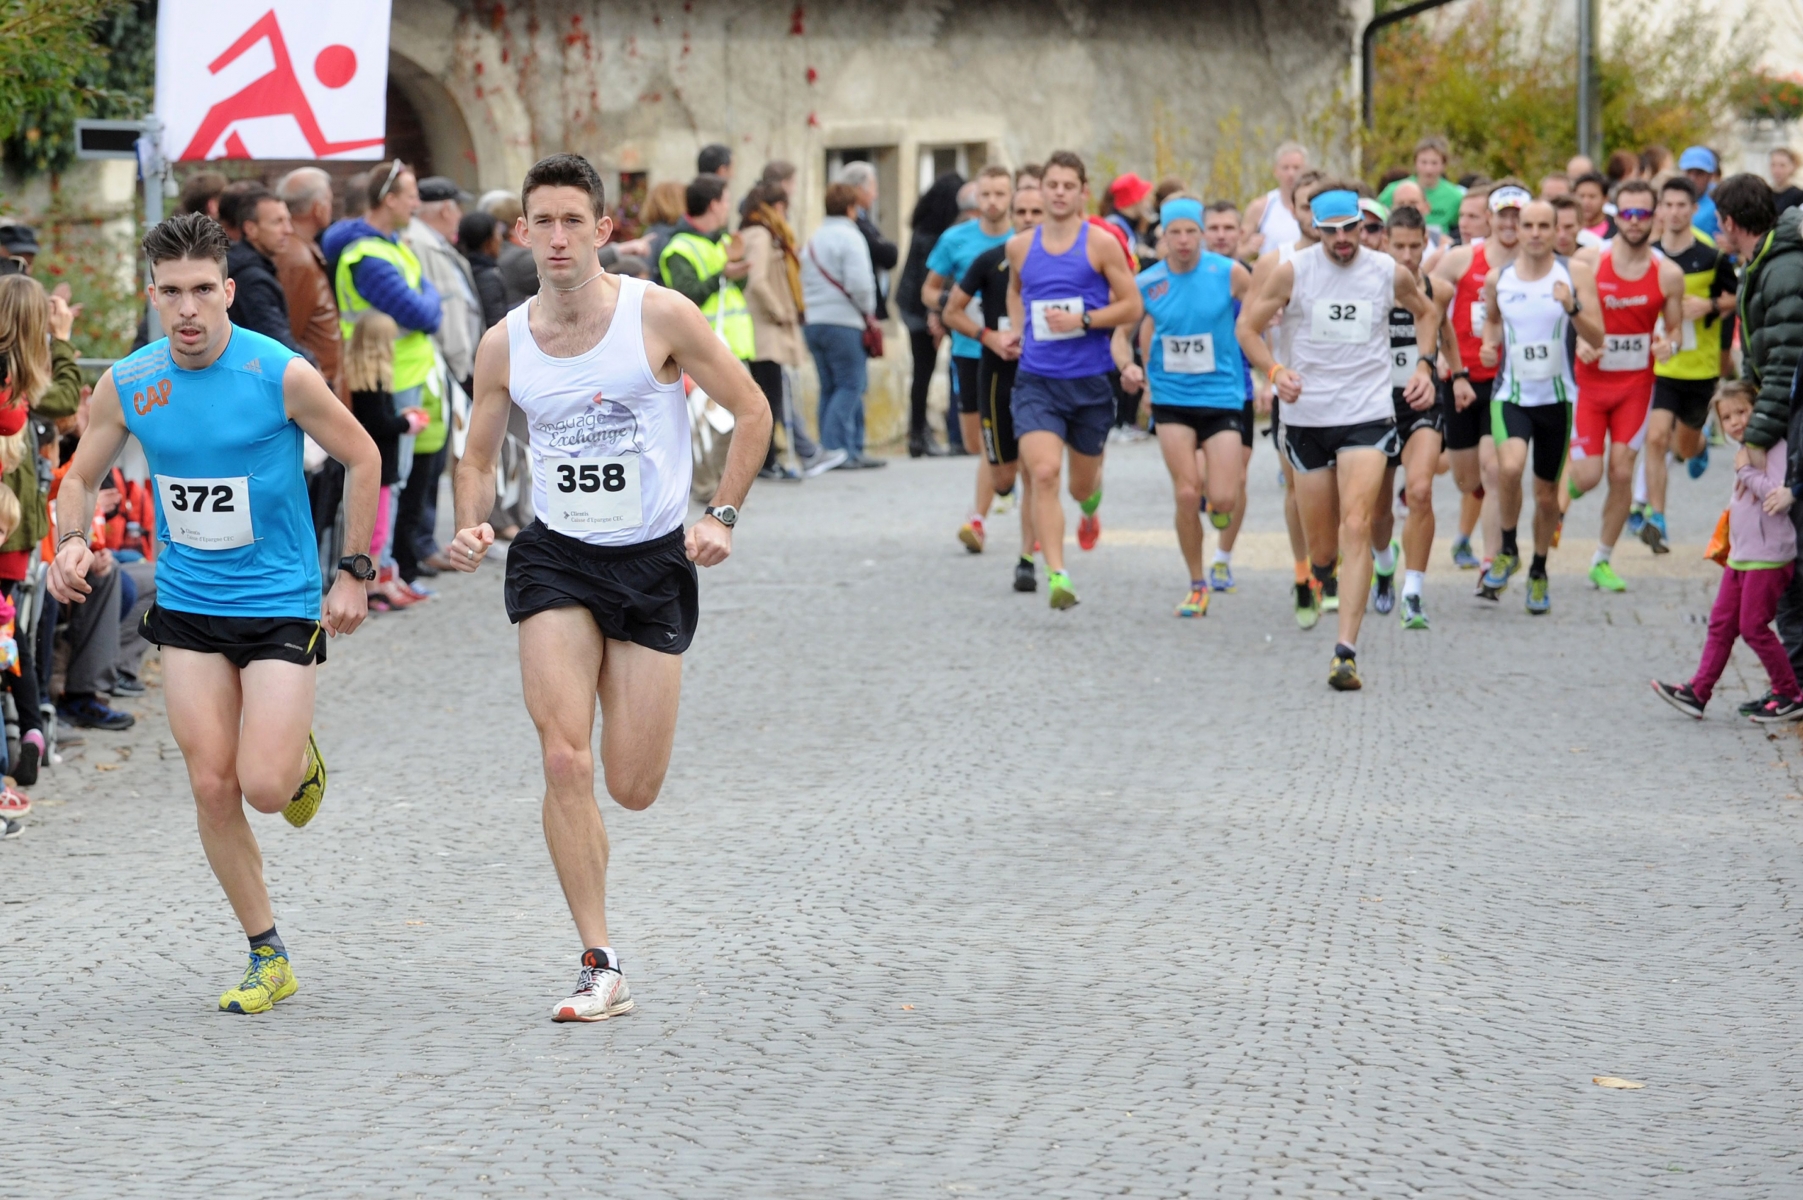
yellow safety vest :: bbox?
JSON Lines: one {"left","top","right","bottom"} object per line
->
{"left": 335, "top": 236, "right": 436, "bottom": 392}
{"left": 659, "top": 231, "right": 755, "bottom": 360}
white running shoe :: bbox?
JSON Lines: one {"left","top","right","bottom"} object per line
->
{"left": 551, "top": 955, "right": 635, "bottom": 1022}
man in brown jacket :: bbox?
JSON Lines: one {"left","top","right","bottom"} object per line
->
{"left": 274, "top": 167, "right": 344, "bottom": 401}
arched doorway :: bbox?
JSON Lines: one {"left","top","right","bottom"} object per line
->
{"left": 388, "top": 52, "right": 478, "bottom": 190}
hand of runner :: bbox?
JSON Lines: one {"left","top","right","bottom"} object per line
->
{"left": 1553, "top": 281, "right": 1573, "bottom": 312}
{"left": 1653, "top": 336, "right": 1674, "bottom": 363}
{"left": 686, "top": 516, "right": 731, "bottom": 567}
{"left": 321, "top": 572, "right": 368, "bottom": 638}
{"left": 1120, "top": 363, "right": 1145, "bottom": 394}
{"left": 1453, "top": 377, "right": 1477, "bottom": 411}
{"left": 1044, "top": 307, "right": 1084, "bottom": 335}
{"left": 1681, "top": 294, "right": 1712, "bottom": 321}
{"left": 1766, "top": 485, "right": 1794, "bottom": 517}
{"left": 1273, "top": 366, "right": 1302, "bottom": 404}
{"left": 1575, "top": 340, "right": 1602, "bottom": 365}
{"left": 993, "top": 329, "right": 1022, "bottom": 361}
{"left": 448, "top": 523, "right": 495, "bottom": 572}
{"left": 47, "top": 537, "right": 94, "bottom": 604}
{"left": 1478, "top": 343, "right": 1498, "bottom": 369}
{"left": 927, "top": 312, "right": 945, "bottom": 339}
{"left": 1403, "top": 363, "right": 1435, "bottom": 410}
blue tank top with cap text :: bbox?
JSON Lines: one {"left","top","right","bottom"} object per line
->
{"left": 114, "top": 325, "right": 320, "bottom": 619}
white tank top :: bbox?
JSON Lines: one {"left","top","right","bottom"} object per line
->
{"left": 1272, "top": 240, "right": 1303, "bottom": 363}
{"left": 507, "top": 275, "right": 691, "bottom": 546}
{"left": 1493, "top": 260, "right": 1576, "bottom": 408}
{"left": 1258, "top": 188, "right": 1303, "bottom": 251}
{"left": 1281, "top": 243, "right": 1397, "bottom": 428}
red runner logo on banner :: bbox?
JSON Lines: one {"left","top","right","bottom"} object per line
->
{"left": 155, "top": 1, "right": 393, "bottom": 162}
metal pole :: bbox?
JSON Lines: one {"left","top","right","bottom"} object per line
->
{"left": 1576, "top": 0, "right": 1600, "bottom": 161}
{"left": 138, "top": 116, "right": 165, "bottom": 341}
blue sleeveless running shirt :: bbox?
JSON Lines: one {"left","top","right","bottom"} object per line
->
{"left": 1136, "top": 253, "right": 1244, "bottom": 409}
{"left": 1019, "top": 225, "right": 1114, "bottom": 379}
{"left": 114, "top": 326, "right": 320, "bottom": 619}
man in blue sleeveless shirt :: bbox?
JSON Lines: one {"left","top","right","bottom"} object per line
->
{"left": 1002, "top": 151, "right": 1142, "bottom": 610}
{"left": 1118, "top": 194, "right": 1252, "bottom": 619}
{"left": 49, "top": 214, "right": 381, "bottom": 1015}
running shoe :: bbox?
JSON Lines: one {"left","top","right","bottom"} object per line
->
{"left": 1739, "top": 692, "right": 1779, "bottom": 717}
{"left": 282, "top": 732, "right": 326, "bottom": 829}
{"left": 992, "top": 489, "right": 1016, "bottom": 516}
{"left": 1451, "top": 536, "right": 1480, "bottom": 571}
{"left": 1751, "top": 695, "right": 1803, "bottom": 724}
{"left": 1295, "top": 581, "right": 1321, "bottom": 630}
{"left": 1175, "top": 587, "right": 1209, "bottom": 618}
{"left": 1048, "top": 571, "right": 1079, "bottom": 610}
{"left": 1651, "top": 680, "right": 1706, "bottom": 719}
{"left": 111, "top": 675, "right": 146, "bottom": 696}
{"left": 1328, "top": 653, "right": 1362, "bottom": 691}
{"left": 1400, "top": 593, "right": 1429, "bottom": 630}
{"left": 219, "top": 946, "right": 297, "bottom": 1014}
{"left": 1013, "top": 557, "right": 1037, "bottom": 593}
{"left": 57, "top": 695, "right": 134, "bottom": 731}
{"left": 0, "top": 816, "right": 18, "bottom": 840}
{"left": 958, "top": 515, "right": 986, "bottom": 554}
{"left": 1687, "top": 444, "right": 1710, "bottom": 479}
{"left": 13, "top": 732, "right": 41, "bottom": 787}
{"left": 801, "top": 448, "right": 849, "bottom": 477}
{"left": 553, "top": 950, "right": 635, "bottom": 1022}
{"left": 1320, "top": 574, "right": 1340, "bottom": 614}
{"left": 1589, "top": 561, "right": 1627, "bottom": 592}
{"left": 1076, "top": 512, "right": 1101, "bottom": 551}
{"left": 1525, "top": 574, "right": 1551, "bottom": 615}
{"left": 1640, "top": 511, "right": 1671, "bottom": 555}
{"left": 0, "top": 786, "right": 29, "bottom": 820}
{"left": 1371, "top": 541, "right": 1399, "bottom": 615}
{"left": 1627, "top": 503, "right": 1647, "bottom": 537}
{"left": 1478, "top": 552, "right": 1519, "bottom": 599}
{"left": 1207, "top": 561, "right": 1236, "bottom": 593}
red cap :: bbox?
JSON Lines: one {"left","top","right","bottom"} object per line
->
{"left": 1108, "top": 173, "right": 1153, "bottom": 209}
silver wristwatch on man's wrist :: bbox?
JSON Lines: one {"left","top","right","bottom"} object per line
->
{"left": 704, "top": 504, "right": 738, "bottom": 528}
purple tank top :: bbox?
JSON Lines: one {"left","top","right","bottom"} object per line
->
{"left": 1020, "top": 223, "right": 1115, "bottom": 379}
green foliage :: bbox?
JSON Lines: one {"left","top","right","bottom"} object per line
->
{"left": 1365, "top": 0, "right": 1752, "bottom": 185}
{"left": 1732, "top": 70, "right": 1803, "bottom": 123}
{"left": 30, "top": 206, "right": 140, "bottom": 359}
{"left": 2, "top": 0, "right": 152, "bottom": 176}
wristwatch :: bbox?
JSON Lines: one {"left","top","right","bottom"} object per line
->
{"left": 337, "top": 553, "right": 376, "bottom": 581}
{"left": 1080, "top": 312, "right": 1093, "bottom": 331}
{"left": 1565, "top": 297, "right": 1583, "bottom": 317}
{"left": 1452, "top": 369, "right": 1471, "bottom": 381}
{"left": 704, "top": 504, "right": 738, "bottom": 529}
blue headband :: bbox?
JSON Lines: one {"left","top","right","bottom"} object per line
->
{"left": 1160, "top": 198, "right": 1203, "bottom": 229}
{"left": 1309, "top": 189, "right": 1361, "bottom": 226}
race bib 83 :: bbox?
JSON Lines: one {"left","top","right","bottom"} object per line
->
{"left": 1511, "top": 340, "right": 1561, "bottom": 381}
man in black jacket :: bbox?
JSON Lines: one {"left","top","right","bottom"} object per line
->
{"left": 837, "top": 161, "right": 899, "bottom": 319}
{"left": 218, "top": 183, "right": 311, "bottom": 361}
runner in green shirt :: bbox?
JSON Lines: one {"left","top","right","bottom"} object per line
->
{"left": 1379, "top": 136, "right": 1466, "bottom": 236}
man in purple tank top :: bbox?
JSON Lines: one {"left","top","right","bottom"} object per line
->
{"left": 1001, "top": 151, "right": 1142, "bottom": 610}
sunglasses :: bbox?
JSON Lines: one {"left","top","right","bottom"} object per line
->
{"left": 1362, "top": 222, "right": 1386, "bottom": 235}
{"left": 1617, "top": 207, "right": 1654, "bottom": 222}
{"left": 376, "top": 157, "right": 405, "bottom": 202}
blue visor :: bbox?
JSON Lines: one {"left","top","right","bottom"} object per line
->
{"left": 1159, "top": 198, "right": 1203, "bottom": 230}
{"left": 1309, "top": 189, "right": 1361, "bottom": 227}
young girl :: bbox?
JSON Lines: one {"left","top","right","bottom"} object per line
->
{"left": 344, "top": 312, "right": 428, "bottom": 613}
{"left": 1652, "top": 380, "right": 1802, "bottom": 722}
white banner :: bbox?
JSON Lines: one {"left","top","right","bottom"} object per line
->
{"left": 155, "top": 1, "right": 392, "bottom": 162}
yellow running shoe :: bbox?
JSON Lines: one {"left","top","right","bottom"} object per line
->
{"left": 219, "top": 946, "right": 297, "bottom": 1014}
{"left": 1175, "top": 587, "right": 1209, "bottom": 618}
{"left": 282, "top": 732, "right": 326, "bottom": 829}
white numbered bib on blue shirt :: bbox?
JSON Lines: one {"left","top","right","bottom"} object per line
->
{"left": 546, "top": 456, "right": 643, "bottom": 533}
{"left": 1161, "top": 333, "right": 1217, "bottom": 374}
{"left": 1310, "top": 299, "right": 1372, "bottom": 344}
{"left": 156, "top": 475, "right": 252, "bottom": 550}
{"left": 1031, "top": 297, "right": 1085, "bottom": 341}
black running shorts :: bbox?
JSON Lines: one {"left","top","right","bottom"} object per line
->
{"left": 504, "top": 523, "right": 699, "bottom": 655}
{"left": 1490, "top": 399, "right": 1572, "bottom": 483}
{"left": 141, "top": 604, "right": 325, "bottom": 668}
{"left": 1281, "top": 419, "right": 1400, "bottom": 474}
{"left": 978, "top": 351, "right": 1019, "bottom": 466}
{"left": 954, "top": 355, "right": 982, "bottom": 415}
{"left": 1652, "top": 376, "right": 1715, "bottom": 430}
{"left": 1151, "top": 404, "right": 1245, "bottom": 447}
{"left": 1241, "top": 399, "right": 1255, "bottom": 449}
{"left": 1441, "top": 375, "right": 1494, "bottom": 452}
{"left": 1389, "top": 390, "right": 1445, "bottom": 467}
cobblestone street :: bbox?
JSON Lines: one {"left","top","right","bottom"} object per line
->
{"left": 3, "top": 437, "right": 1799, "bottom": 1197}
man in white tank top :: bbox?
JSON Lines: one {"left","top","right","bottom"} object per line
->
{"left": 1237, "top": 182, "right": 1440, "bottom": 692}
{"left": 447, "top": 154, "right": 772, "bottom": 1023}
{"left": 1475, "top": 199, "right": 1603, "bottom": 614}
{"left": 1238, "top": 142, "right": 1308, "bottom": 260}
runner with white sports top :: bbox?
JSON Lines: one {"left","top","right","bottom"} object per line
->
{"left": 1001, "top": 150, "right": 1142, "bottom": 611}
{"left": 1237, "top": 182, "right": 1441, "bottom": 690}
{"left": 1117, "top": 193, "right": 1251, "bottom": 617}
{"left": 1366, "top": 203, "right": 1456, "bottom": 629}
{"left": 1475, "top": 199, "right": 1605, "bottom": 614}
{"left": 448, "top": 154, "right": 771, "bottom": 1022}
{"left": 1565, "top": 178, "right": 1684, "bottom": 592}
{"left": 1432, "top": 181, "right": 1532, "bottom": 574}
{"left": 1239, "top": 143, "right": 1308, "bottom": 261}
{"left": 48, "top": 212, "right": 381, "bottom": 1015}
{"left": 943, "top": 182, "right": 1045, "bottom": 591}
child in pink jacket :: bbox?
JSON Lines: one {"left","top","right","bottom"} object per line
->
{"left": 1653, "top": 381, "right": 1803, "bottom": 722}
